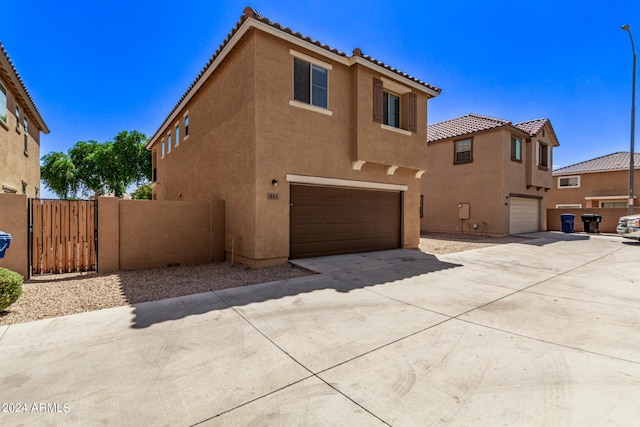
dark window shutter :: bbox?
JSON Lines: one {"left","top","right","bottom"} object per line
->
{"left": 373, "top": 78, "right": 383, "bottom": 123}
{"left": 408, "top": 93, "right": 417, "bottom": 132}
{"left": 294, "top": 58, "right": 310, "bottom": 104}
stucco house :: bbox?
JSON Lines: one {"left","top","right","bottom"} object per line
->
{"left": 547, "top": 152, "right": 640, "bottom": 209}
{"left": 421, "top": 114, "right": 559, "bottom": 236}
{"left": 147, "top": 7, "right": 441, "bottom": 267}
{"left": 0, "top": 42, "right": 49, "bottom": 198}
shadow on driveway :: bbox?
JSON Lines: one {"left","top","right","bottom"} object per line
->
{"left": 129, "top": 249, "right": 461, "bottom": 329}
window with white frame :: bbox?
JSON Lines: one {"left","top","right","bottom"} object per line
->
{"left": 184, "top": 114, "right": 189, "bottom": 137}
{"left": 175, "top": 123, "right": 180, "bottom": 146}
{"left": 601, "top": 201, "right": 627, "bottom": 208}
{"left": 161, "top": 139, "right": 165, "bottom": 157}
{"left": 167, "top": 133, "right": 172, "bottom": 153}
{"left": 558, "top": 176, "right": 580, "bottom": 188}
{"left": 556, "top": 204, "right": 582, "bottom": 208}
{"left": 0, "top": 81, "right": 6, "bottom": 124}
{"left": 383, "top": 91, "right": 400, "bottom": 128}
{"left": 15, "top": 105, "right": 20, "bottom": 131}
{"left": 292, "top": 52, "right": 329, "bottom": 110}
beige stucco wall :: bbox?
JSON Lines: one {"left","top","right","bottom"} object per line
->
{"left": 0, "top": 78, "right": 41, "bottom": 198}
{"left": 547, "top": 169, "right": 640, "bottom": 209}
{"left": 0, "top": 194, "right": 28, "bottom": 277}
{"left": 547, "top": 208, "right": 628, "bottom": 233}
{"left": 150, "top": 28, "right": 431, "bottom": 267}
{"left": 421, "top": 128, "right": 552, "bottom": 236}
{"left": 97, "top": 197, "right": 224, "bottom": 272}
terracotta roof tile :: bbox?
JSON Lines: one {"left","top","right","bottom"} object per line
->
{"left": 0, "top": 42, "right": 49, "bottom": 133}
{"left": 553, "top": 151, "right": 640, "bottom": 175}
{"left": 427, "top": 114, "right": 511, "bottom": 142}
{"left": 150, "top": 7, "right": 440, "bottom": 146}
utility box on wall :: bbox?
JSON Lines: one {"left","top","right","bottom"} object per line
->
{"left": 458, "top": 203, "right": 470, "bottom": 220}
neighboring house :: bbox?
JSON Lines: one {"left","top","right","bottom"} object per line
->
{"left": 0, "top": 42, "right": 49, "bottom": 198}
{"left": 147, "top": 7, "right": 441, "bottom": 268}
{"left": 547, "top": 152, "right": 640, "bottom": 209}
{"left": 421, "top": 114, "right": 559, "bottom": 236}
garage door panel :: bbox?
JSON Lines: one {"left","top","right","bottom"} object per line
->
{"left": 290, "top": 184, "right": 401, "bottom": 258}
{"left": 509, "top": 197, "right": 540, "bottom": 234}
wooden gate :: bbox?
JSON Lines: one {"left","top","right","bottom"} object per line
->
{"left": 29, "top": 199, "right": 97, "bottom": 276}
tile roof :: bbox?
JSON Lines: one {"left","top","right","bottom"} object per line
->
{"left": 0, "top": 42, "right": 49, "bottom": 133}
{"left": 553, "top": 152, "right": 640, "bottom": 175}
{"left": 148, "top": 7, "right": 441, "bottom": 147}
{"left": 427, "top": 114, "right": 512, "bottom": 142}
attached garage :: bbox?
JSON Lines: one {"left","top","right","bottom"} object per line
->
{"left": 509, "top": 196, "right": 540, "bottom": 234}
{"left": 290, "top": 183, "right": 402, "bottom": 258}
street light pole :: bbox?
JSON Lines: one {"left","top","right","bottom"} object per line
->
{"left": 622, "top": 24, "right": 636, "bottom": 215}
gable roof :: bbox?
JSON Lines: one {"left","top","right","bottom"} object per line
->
{"left": 427, "top": 114, "right": 559, "bottom": 145}
{"left": 427, "top": 114, "right": 515, "bottom": 142}
{"left": 147, "top": 7, "right": 441, "bottom": 148}
{"left": 553, "top": 152, "right": 640, "bottom": 175}
{"left": 0, "top": 42, "right": 49, "bottom": 133}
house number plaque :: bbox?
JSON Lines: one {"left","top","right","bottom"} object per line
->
{"left": 267, "top": 193, "right": 279, "bottom": 200}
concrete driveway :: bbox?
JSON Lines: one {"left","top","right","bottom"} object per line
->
{"left": 0, "top": 232, "right": 638, "bottom": 426}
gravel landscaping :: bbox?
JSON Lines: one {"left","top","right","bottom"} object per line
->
{"left": 0, "top": 233, "right": 527, "bottom": 325}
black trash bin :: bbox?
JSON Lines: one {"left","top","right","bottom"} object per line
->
{"left": 0, "top": 231, "right": 12, "bottom": 259}
{"left": 581, "top": 214, "right": 601, "bottom": 233}
{"left": 561, "top": 214, "right": 575, "bottom": 233}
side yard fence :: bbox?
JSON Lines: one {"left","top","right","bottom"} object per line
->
{"left": 547, "top": 208, "right": 628, "bottom": 233}
{"left": 0, "top": 194, "right": 225, "bottom": 278}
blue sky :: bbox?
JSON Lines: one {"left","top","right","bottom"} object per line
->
{"left": 3, "top": 1, "right": 639, "bottom": 197}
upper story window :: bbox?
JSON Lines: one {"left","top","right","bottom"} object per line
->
{"left": 558, "top": 176, "right": 580, "bottom": 188}
{"left": 15, "top": 105, "right": 20, "bottom": 131}
{"left": 23, "top": 117, "right": 28, "bottom": 153}
{"left": 161, "top": 139, "right": 165, "bottom": 157}
{"left": 383, "top": 92, "right": 400, "bottom": 128}
{"left": 184, "top": 114, "right": 189, "bottom": 137}
{"left": 293, "top": 57, "right": 328, "bottom": 109}
{"left": 175, "top": 124, "right": 180, "bottom": 146}
{"left": 511, "top": 135, "right": 522, "bottom": 162}
{"left": 373, "top": 77, "right": 416, "bottom": 134}
{"left": 537, "top": 141, "right": 550, "bottom": 169}
{"left": 0, "top": 81, "right": 6, "bottom": 124}
{"left": 167, "top": 133, "right": 172, "bottom": 153}
{"left": 454, "top": 138, "right": 472, "bottom": 164}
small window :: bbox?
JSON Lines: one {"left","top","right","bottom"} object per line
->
{"left": 293, "top": 57, "right": 328, "bottom": 108}
{"left": 454, "top": 138, "right": 472, "bottom": 164}
{"left": 420, "top": 195, "right": 424, "bottom": 218}
{"left": 184, "top": 115, "right": 189, "bottom": 137}
{"left": 601, "top": 201, "right": 627, "bottom": 208}
{"left": 24, "top": 117, "right": 28, "bottom": 153}
{"left": 167, "top": 133, "right": 172, "bottom": 153}
{"left": 175, "top": 124, "right": 180, "bottom": 146}
{"left": 383, "top": 91, "right": 400, "bottom": 128}
{"left": 161, "top": 140, "right": 165, "bottom": 157}
{"left": 15, "top": 106, "right": 20, "bottom": 131}
{"left": 537, "top": 142, "right": 549, "bottom": 169}
{"left": 558, "top": 176, "right": 580, "bottom": 188}
{"left": 556, "top": 204, "right": 581, "bottom": 208}
{"left": 511, "top": 135, "right": 522, "bottom": 161}
{"left": 0, "top": 81, "right": 6, "bottom": 124}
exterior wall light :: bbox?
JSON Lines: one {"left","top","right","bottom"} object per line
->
{"left": 272, "top": 179, "right": 278, "bottom": 187}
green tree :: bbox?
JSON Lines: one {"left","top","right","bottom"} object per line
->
{"left": 41, "top": 130, "right": 151, "bottom": 199}
{"left": 40, "top": 152, "right": 79, "bottom": 199}
{"left": 131, "top": 183, "right": 152, "bottom": 200}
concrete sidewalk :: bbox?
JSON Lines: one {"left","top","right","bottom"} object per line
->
{"left": 0, "top": 232, "right": 639, "bottom": 426}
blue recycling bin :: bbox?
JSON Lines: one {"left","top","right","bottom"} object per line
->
{"left": 560, "top": 214, "right": 575, "bottom": 233}
{"left": 0, "top": 231, "right": 12, "bottom": 258}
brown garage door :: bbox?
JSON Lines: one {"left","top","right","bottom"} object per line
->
{"left": 290, "top": 184, "right": 401, "bottom": 258}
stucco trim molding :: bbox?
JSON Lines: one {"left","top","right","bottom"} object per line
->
{"left": 286, "top": 174, "right": 407, "bottom": 191}
{"left": 415, "top": 170, "right": 425, "bottom": 179}
{"left": 352, "top": 160, "right": 366, "bottom": 170}
{"left": 386, "top": 165, "right": 398, "bottom": 175}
